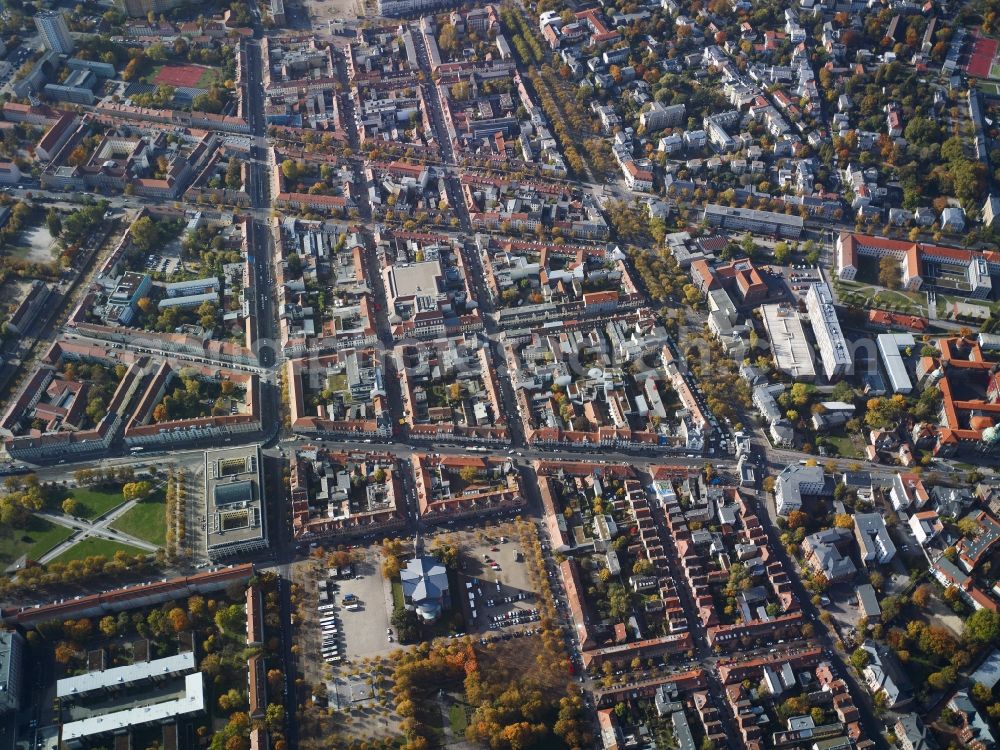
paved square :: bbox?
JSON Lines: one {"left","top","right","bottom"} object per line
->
{"left": 334, "top": 548, "right": 395, "bottom": 662}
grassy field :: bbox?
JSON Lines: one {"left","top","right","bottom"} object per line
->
{"left": 391, "top": 578, "right": 404, "bottom": 609}
{"left": 110, "top": 490, "right": 166, "bottom": 546}
{"left": 448, "top": 701, "right": 470, "bottom": 735}
{"left": 196, "top": 66, "right": 221, "bottom": 88}
{"left": 839, "top": 285, "right": 924, "bottom": 315}
{"left": 0, "top": 516, "right": 74, "bottom": 566}
{"left": 50, "top": 538, "right": 146, "bottom": 565}
{"left": 823, "top": 431, "right": 864, "bottom": 459}
{"left": 68, "top": 485, "right": 125, "bottom": 520}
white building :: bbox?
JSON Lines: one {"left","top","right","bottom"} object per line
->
{"left": 702, "top": 203, "right": 804, "bottom": 238}
{"left": 889, "top": 472, "right": 928, "bottom": 511}
{"left": 639, "top": 102, "right": 686, "bottom": 132}
{"left": 877, "top": 333, "right": 915, "bottom": 394}
{"left": 622, "top": 160, "right": 654, "bottom": 192}
{"left": 35, "top": 11, "right": 74, "bottom": 54}
{"left": 0, "top": 631, "right": 24, "bottom": 714}
{"left": 805, "top": 280, "right": 852, "bottom": 381}
{"left": 909, "top": 510, "right": 943, "bottom": 545}
{"left": 854, "top": 512, "right": 896, "bottom": 564}
{"left": 774, "top": 464, "right": 826, "bottom": 516}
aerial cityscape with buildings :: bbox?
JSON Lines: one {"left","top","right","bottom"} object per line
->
{"left": 1, "top": 0, "right": 1000, "bottom": 748}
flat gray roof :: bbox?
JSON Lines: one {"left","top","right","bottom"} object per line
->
{"left": 58, "top": 652, "right": 195, "bottom": 698}
{"left": 386, "top": 260, "right": 442, "bottom": 300}
{"left": 877, "top": 333, "right": 914, "bottom": 394}
{"left": 205, "top": 445, "right": 267, "bottom": 554}
{"left": 761, "top": 305, "right": 815, "bottom": 380}
{"left": 703, "top": 203, "right": 804, "bottom": 227}
{"left": 61, "top": 672, "right": 205, "bottom": 742}
{"left": 806, "top": 281, "right": 852, "bottom": 374}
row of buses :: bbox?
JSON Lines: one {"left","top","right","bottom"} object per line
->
{"left": 317, "top": 603, "right": 343, "bottom": 663}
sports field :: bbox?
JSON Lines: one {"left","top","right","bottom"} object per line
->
{"left": 153, "top": 64, "right": 215, "bottom": 88}
{"left": 966, "top": 34, "right": 999, "bottom": 78}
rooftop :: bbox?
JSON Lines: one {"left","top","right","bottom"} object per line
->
{"left": 204, "top": 445, "right": 267, "bottom": 556}
{"left": 385, "top": 259, "right": 442, "bottom": 300}
{"left": 761, "top": 304, "right": 815, "bottom": 380}
{"left": 57, "top": 652, "right": 195, "bottom": 699}
{"left": 61, "top": 672, "right": 205, "bottom": 742}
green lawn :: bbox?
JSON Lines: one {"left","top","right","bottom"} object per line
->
{"left": 0, "top": 516, "right": 74, "bottom": 566}
{"left": 840, "top": 286, "right": 924, "bottom": 315}
{"left": 822, "top": 431, "right": 864, "bottom": 459}
{"left": 50, "top": 538, "right": 146, "bottom": 565}
{"left": 391, "top": 578, "right": 404, "bottom": 610}
{"left": 68, "top": 485, "right": 125, "bottom": 520}
{"left": 195, "top": 66, "right": 221, "bottom": 88}
{"left": 110, "top": 491, "right": 166, "bottom": 546}
{"left": 448, "top": 702, "right": 470, "bottom": 734}
{"left": 837, "top": 259, "right": 925, "bottom": 313}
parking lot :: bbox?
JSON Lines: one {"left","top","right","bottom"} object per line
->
{"left": 442, "top": 526, "right": 542, "bottom": 638}
{"left": 142, "top": 238, "right": 184, "bottom": 276}
{"left": 333, "top": 549, "right": 395, "bottom": 661}
{"left": 294, "top": 548, "right": 395, "bottom": 691}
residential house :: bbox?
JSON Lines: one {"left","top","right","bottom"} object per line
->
{"left": 854, "top": 513, "right": 896, "bottom": 564}
{"left": 861, "top": 640, "right": 913, "bottom": 708}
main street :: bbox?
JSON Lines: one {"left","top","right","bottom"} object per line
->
{"left": 244, "top": 9, "right": 300, "bottom": 747}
